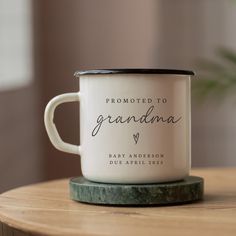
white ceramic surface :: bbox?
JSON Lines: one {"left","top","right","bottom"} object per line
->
{"left": 44, "top": 72, "right": 192, "bottom": 183}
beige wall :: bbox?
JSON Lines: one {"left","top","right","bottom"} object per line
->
{"left": 0, "top": 1, "right": 43, "bottom": 192}
{"left": 0, "top": 84, "right": 43, "bottom": 192}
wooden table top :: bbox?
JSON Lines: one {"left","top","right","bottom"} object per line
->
{"left": 0, "top": 168, "right": 236, "bottom": 236}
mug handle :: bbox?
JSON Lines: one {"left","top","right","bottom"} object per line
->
{"left": 44, "top": 92, "right": 81, "bottom": 155}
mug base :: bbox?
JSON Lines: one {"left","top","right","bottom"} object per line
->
{"left": 70, "top": 175, "right": 204, "bottom": 206}
{"left": 82, "top": 171, "right": 189, "bottom": 184}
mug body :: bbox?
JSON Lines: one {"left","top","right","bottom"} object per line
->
{"left": 78, "top": 70, "right": 192, "bottom": 183}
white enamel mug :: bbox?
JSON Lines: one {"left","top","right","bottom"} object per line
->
{"left": 44, "top": 69, "right": 195, "bottom": 184}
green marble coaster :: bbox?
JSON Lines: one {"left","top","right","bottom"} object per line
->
{"left": 69, "top": 176, "right": 204, "bottom": 206}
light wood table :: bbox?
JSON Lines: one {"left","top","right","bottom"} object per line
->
{"left": 0, "top": 168, "right": 236, "bottom": 236}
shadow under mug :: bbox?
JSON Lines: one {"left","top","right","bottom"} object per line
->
{"left": 44, "top": 69, "right": 195, "bottom": 184}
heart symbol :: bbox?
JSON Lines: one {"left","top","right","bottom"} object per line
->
{"left": 133, "top": 132, "right": 140, "bottom": 144}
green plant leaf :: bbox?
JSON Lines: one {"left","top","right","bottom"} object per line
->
{"left": 193, "top": 47, "right": 236, "bottom": 103}
{"left": 218, "top": 47, "right": 236, "bottom": 65}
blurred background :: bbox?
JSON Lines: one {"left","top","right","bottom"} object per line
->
{"left": 1, "top": 0, "right": 236, "bottom": 192}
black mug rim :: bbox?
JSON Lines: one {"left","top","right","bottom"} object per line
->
{"left": 74, "top": 68, "right": 195, "bottom": 77}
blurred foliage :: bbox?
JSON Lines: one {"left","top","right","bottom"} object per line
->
{"left": 192, "top": 47, "right": 236, "bottom": 102}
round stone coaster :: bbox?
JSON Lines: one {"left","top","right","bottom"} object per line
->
{"left": 69, "top": 176, "right": 204, "bottom": 206}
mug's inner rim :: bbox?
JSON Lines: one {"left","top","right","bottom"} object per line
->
{"left": 74, "top": 69, "right": 195, "bottom": 77}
